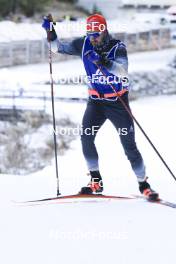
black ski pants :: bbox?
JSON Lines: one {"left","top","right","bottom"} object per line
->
{"left": 81, "top": 93, "right": 145, "bottom": 181}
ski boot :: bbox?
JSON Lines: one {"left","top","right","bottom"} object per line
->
{"left": 79, "top": 170, "right": 103, "bottom": 195}
{"left": 139, "top": 180, "right": 159, "bottom": 201}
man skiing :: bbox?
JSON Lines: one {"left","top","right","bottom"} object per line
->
{"left": 42, "top": 14, "right": 159, "bottom": 200}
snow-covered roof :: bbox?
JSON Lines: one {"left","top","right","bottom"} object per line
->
{"left": 0, "top": 21, "right": 45, "bottom": 42}
{"left": 167, "top": 5, "right": 176, "bottom": 14}
{"left": 122, "top": 0, "right": 176, "bottom": 5}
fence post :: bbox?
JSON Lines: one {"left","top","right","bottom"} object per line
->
{"left": 148, "top": 30, "right": 152, "bottom": 50}
{"left": 9, "top": 42, "right": 13, "bottom": 66}
{"left": 135, "top": 32, "right": 139, "bottom": 51}
{"left": 26, "top": 40, "right": 30, "bottom": 64}
{"left": 124, "top": 32, "right": 128, "bottom": 46}
{"left": 12, "top": 91, "right": 17, "bottom": 118}
{"left": 158, "top": 28, "right": 162, "bottom": 50}
{"left": 43, "top": 91, "right": 46, "bottom": 112}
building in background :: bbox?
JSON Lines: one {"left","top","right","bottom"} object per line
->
{"left": 77, "top": 0, "right": 176, "bottom": 18}
{"left": 77, "top": 0, "right": 123, "bottom": 18}
{"left": 122, "top": 0, "right": 176, "bottom": 8}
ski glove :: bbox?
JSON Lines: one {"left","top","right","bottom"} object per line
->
{"left": 85, "top": 50, "right": 112, "bottom": 68}
{"left": 42, "top": 14, "right": 57, "bottom": 41}
{"left": 100, "top": 54, "right": 113, "bottom": 68}
{"left": 85, "top": 50, "right": 101, "bottom": 65}
{"left": 42, "top": 17, "right": 51, "bottom": 31}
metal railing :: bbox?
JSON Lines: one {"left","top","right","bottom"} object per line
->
{"left": 0, "top": 89, "right": 87, "bottom": 119}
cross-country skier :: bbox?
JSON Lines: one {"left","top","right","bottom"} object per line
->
{"left": 42, "top": 14, "right": 159, "bottom": 200}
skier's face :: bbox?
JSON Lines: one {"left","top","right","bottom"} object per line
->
{"left": 87, "top": 32, "right": 104, "bottom": 46}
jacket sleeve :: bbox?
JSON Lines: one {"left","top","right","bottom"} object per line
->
{"left": 51, "top": 37, "right": 85, "bottom": 57}
{"left": 108, "top": 41, "right": 128, "bottom": 77}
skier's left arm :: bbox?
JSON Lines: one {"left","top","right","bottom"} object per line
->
{"left": 103, "top": 41, "right": 129, "bottom": 89}
{"left": 106, "top": 41, "right": 129, "bottom": 78}
{"left": 85, "top": 42, "right": 128, "bottom": 72}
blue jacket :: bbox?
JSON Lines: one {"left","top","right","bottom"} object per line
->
{"left": 52, "top": 33, "right": 129, "bottom": 96}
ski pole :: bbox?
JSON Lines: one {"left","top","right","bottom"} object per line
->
{"left": 96, "top": 64, "right": 176, "bottom": 182}
{"left": 47, "top": 17, "right": 60, "bottom": 196}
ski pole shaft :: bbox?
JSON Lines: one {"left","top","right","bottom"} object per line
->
{"left": 97, "top": 65, "right": 176, "bottom": 182}
{"left": 48, "top": 35, "right": 60, "bottom": 196}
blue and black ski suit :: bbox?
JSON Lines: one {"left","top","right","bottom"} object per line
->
{"left": 51, "top": 33, "right": 146, "bottom": 182}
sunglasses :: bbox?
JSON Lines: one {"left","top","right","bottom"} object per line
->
{"left": 87, "top": 32, "right": 101, "bottom": 39}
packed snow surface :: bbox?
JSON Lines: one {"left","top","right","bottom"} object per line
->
{"left": 0, "top": 94, "right": 176, "bottom": 264}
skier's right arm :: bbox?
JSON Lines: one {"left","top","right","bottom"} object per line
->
{"left": 42, "top": 16, "right": 84, "bottom": 56}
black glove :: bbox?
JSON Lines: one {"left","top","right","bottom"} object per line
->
{"left": 42, "top": 14, "right": 57, "bottom": 41}
{"left": 99, "top": 54, "right": 113, "bottom": 68}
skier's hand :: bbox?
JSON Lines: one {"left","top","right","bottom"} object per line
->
{"left": 42, "top": 14, "right": 57, "bottom": 41}
{"left": 100, "top": 55, "right": 112, "bottom": 68}
{"left": 85, "top": 50, "right": 112, "bottom": 68}
{"left": 85, "top": 50, "right": 101, "bottom": 65}
{"left": 42, "top": 14, "right": 53, "bottom": 30}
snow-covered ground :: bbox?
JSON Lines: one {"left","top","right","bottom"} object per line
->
{"left": 0, "top": 94, "right": 176, "bottom": 264}
{"left": 0, "top": 6, "right": 176, "bottom": 264}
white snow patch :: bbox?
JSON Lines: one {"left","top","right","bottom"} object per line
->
{"left": 0, "top": 95, "right": 176, "bottom": 264}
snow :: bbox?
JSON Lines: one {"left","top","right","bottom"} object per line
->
{"left": 167, "top": 5, "right": 176, "bottom": 14}
{"left": 0, "top": 21, "right": 45, "bottom": 42}
{"left": 0, "top": 16, "right": 171, "bottom": 43}
{"left": 129, "top": 48, "right": 176, "bottom": 72}
{"left": 0, "top": 41, "right": 176, "bottom": 263}
{"left": 0, "top": 94, "right": 176, "bottom": 264}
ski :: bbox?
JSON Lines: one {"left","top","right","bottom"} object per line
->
{"left": 133, "top": 195, "right": 176, "bottom": 209}
{"left": 24, "top": 194, "right": 134, "bottom": 204}
{"left": 156, "top": 199, "right": 176, "bottom": 208}
{"left": 17, "top": 194, "right": 176, "bottom": 209}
